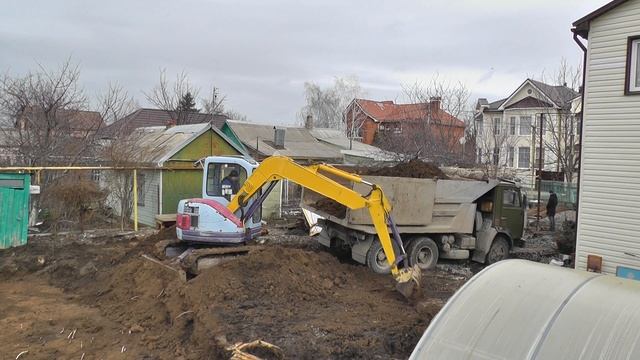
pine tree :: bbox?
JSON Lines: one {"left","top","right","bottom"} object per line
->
{"left": 177, "top": 92, "right": 198, "bottom": 112}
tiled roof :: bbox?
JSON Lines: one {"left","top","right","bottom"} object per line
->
{"left": 355, "top": 99, "right": 465, "bottom": 127}
{"left": 99, "top": 108, "right": 227, "bottom": 138}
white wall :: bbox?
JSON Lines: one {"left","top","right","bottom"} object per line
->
{"left": 577, "top": 0, "right": 640, "bottom": 274}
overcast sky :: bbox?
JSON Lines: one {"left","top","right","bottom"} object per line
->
{"left": 1, "top": 0, "right": 607, "bottom": 125}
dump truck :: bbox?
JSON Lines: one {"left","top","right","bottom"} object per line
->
{"left": 302, "top": 176, "right": 526, "bottom": 273}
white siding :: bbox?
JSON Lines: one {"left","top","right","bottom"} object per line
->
{"left": 135, "top": 170, "right": 161, "bottom": 227}
{"left": 577, "top": 0, "right": 640, "bottom": 274}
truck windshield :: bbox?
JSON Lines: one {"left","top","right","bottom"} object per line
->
{"left": 503, "top": 189, "right": 521, "bottom": 207}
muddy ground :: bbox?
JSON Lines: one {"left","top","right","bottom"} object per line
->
{"left": 0, "top": 228, "right": 468, "bottom": 359}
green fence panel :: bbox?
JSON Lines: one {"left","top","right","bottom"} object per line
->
{"left": 0, "top": 173, "right": 30, "bottom": 249}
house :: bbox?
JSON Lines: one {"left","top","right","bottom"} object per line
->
{"left": 474, "top": 79, "right": 580, "bottom": 186}
{"left": 16, "top": 108, "right": 105, "bottom": 138}
{"left": 99, "top": 108, "right": 228, "bottom": 139}
{"left": 104, "top": 122, "right": 246, "bottom": 227}
{"left": 572, "top": 0, "right": 640, "bottom": 275}
{"left": 344, "top": 98, "right": 466, "bottom": 161}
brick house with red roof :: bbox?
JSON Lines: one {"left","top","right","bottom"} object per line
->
{"left": 344, "top": 98, "right": 466, "bottom": 159}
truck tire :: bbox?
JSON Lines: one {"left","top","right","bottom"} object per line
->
{"left": 407, "top": 237, "right": 439, "bottom": 270}
{"left": 366, "top": 240, "right": 392, "bottom": 274}
{"left": 486, "top": 235, "right": 510, "bottom": 264}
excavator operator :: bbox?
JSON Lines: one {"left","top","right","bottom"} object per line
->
{"left": 221, "top": 170, "right": 240, "bottom": 200}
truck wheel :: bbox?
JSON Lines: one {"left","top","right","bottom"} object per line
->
{"left": 486, "top": 236, "right": 510, "bottom": 264}
{"left": 407, "top": 237, "right": 439, "bottom": 270}
{"left": 366, "top": 240, "right": 392, "bottom": 274}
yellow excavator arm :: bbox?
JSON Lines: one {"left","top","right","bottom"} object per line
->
{"left": 228, "top": 156, "right": 419, "bottom": 294}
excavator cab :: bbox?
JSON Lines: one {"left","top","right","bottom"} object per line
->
{"left": 176, "top": 156, "right": 262, "bottom": 244}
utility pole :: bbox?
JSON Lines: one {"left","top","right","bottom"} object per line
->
{"left": 536, "top": 113, "right": 544, "bottom": 231}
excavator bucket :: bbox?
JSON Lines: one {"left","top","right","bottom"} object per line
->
{"left": 395, "top": 265, "right": 422, "bottom": 299}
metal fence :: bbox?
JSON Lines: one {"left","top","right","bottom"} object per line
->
{"left": 523, "top": 180, "right": 577, "bottom": 209}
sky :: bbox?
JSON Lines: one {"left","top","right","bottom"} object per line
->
{"left": 0, "top": 0, "right": 608, "bottom": 125}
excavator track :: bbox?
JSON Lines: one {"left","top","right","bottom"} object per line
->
{"left": 155, "top": 239, "right": 262, "bottom": 278}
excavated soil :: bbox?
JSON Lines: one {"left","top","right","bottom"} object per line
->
{"left": 352, "top": 159, "right": 448, "bottom": 179}
{"left": 0, "top": 229, "right": 466, "bottom": 359}
{"left": 315, "top": 160, "right": 447, "bottom": 218}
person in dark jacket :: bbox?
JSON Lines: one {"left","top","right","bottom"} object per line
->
{"left": 546, "top": 190, "right": 558, "bottom": 231}
{"left": 221, "top": 170, "right": 240, "bottom": 200}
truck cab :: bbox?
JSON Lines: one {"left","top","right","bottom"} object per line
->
{"left": 176, "top": 156, "right": 262, "bottom": 243}
{"left": 471, "top": 182, "right": 526, "bottom": 264}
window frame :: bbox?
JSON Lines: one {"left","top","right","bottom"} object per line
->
{"left": 509, "top": 116, "right": 516, "bottom": 135}
{"left": 493, "top": 117, "right": 501, "bottom": 135}
{"left": 519, "top": 116, "right": 532, "bottom": 136}
{"left": 518, "top": 146, "right": 530, "bottom": 169}
{"left": 625, "top": 35, "right": 640, "bottom": 95}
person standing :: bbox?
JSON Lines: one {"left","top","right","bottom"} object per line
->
{"left": 546, "top": 190, "right": 558, "bottom": 231}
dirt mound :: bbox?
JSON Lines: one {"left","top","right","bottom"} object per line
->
{"left": 0, "top": 229, "right": 466, "bottom": 359}
{"left": 353, "top": 159, "right": 448, "bottom": 179}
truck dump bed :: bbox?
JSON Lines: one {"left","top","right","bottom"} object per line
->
{"left": 301, "top": 176, "right": 499, "bottom": 235}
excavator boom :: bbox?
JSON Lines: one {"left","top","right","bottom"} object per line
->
{"left": 227, "top": 156, "right": 420, "bottom": 296}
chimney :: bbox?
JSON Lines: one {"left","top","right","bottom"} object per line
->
{"left": 305, "top": 114, "right": 314, "bottom": 129}
{"left": 166, "top": 119, "right": 176, "bottom": 129}
{"left": 429, "top": 97, "right": 441, "bottom": 114}
{"left": 274, "top": 127, "right": 286, "bottom": 148}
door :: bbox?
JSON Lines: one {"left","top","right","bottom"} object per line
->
{"left": 496, "top": 185, "right": 525, "bottom": 240}
{"left": 0, "top": 174, "right": 30, "bottom": 249}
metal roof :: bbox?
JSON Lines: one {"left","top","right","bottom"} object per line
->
{"left": 130, "top": 122, "right": 246, "bottom": 166}
{"left": 309, "top": 128, "right": 396, "bottom": 161}
{"left": 225, "top": 120, "right": 342, "bottom": 161}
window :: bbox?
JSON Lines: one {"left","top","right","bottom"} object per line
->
{"left": 206, "top": 163, "right": 248, "bottom": 199}
{"left": 518, "top": 147, "right": 530, "bottom": 168}
{"left": 492, "top": 147, "right": 500, "bottom": 165}
{"left": 379, "top": 122, "right": 401, "bottom": 134}
{"left": 493, "top": 118, "right": 501, "bottom": 135}
{"left": 519, "top": 116, "right": 531, "bottom": 135}
{"left": 507, "top": 146, "right": 515, "bottom": 167}
{"left": 503, "top": 189, "right": 521, "bottom": 207}
{"left": 509, "top": 117, "right": 516, "bottom": 135}
{"left": 476, "top": 118, "right": 484, "bottom": 134}
{"left": 626, "top": 36, "right": 640, "bottom": 94}
{"left": 137, "top": 173, "right": 145, "bottom": 206}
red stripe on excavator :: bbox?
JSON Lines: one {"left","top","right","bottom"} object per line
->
{"left": 187, "top": 198, "right": 243, "bottom": 228}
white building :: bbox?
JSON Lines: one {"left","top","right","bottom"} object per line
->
{"left": 573, "top": 0, "right": 640, "bottom": 275}
{"left": 474, "top": 79, "right": 580, "bottom": 187}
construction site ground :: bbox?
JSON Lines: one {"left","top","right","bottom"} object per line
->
{"left": 0, "top": 224, "right": 562, "bottom": 359}
{"left": 0, "top": 227, "right": 460, "bottom": 359}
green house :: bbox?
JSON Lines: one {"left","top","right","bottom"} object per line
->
{"left": 115, "top": 122, "right": 247, "bottom": 227}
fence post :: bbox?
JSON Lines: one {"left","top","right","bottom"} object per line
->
{"left": 133, "top": 169, "right": 138, "bottom": 231}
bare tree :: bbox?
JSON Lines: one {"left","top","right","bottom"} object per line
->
{"left": 0, "top": 59, "right": 100, "bottom": 168}
{"left": 299, "top": 76, "right": 364, "bottom": 129}
{"left": 536, "top": 58, "right": 582, "bottom": 182}
{"left": 201, "top": 86, "right": 226, "bottom": 115}
{"left": 145, "top": 69, "right": 203, "bottom": 125}
{"left": 99, "top": 86, "right": 146, "bottom": 229}
{"left": 371, "top": 76, "right": 471, "bottom": 165}
{"left": 475, "top": 118, "right": 520, "bottom": 178}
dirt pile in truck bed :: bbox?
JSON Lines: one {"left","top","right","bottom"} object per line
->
{"left": 0, "top": 229, "right": 465, "bottom": 359}
{"left": 313, "top": 160, "right": 447, "bottom": 217}
{"left": 354, "top": 159, "right": 448, "bottom": 179}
